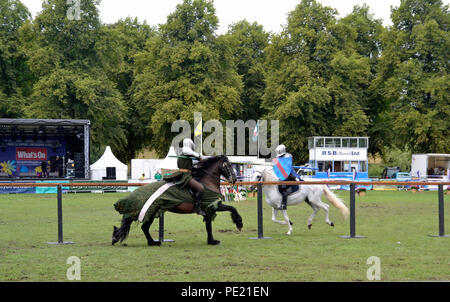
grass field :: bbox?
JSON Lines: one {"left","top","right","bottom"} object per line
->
{"left": 0, "top": 190, "right": 449, "bottom": 282}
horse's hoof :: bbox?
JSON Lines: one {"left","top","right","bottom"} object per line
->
{"left": 308, "top": 224, "right": 312, "bottom": 230}
{"left": 112, "top": 226, "right": 118, "bottom": 245}
{"left": 330, "top": 222, "right": 335, "bottom": 227}
{"left": 208, "top": 240, "right": 221, "bottom": 245}
{"left": 148, "top": 240, "right": 161, "bottom": 246}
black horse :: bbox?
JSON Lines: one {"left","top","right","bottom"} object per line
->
{"left": 112, "top": 155, "right": 243, "bottom": 246}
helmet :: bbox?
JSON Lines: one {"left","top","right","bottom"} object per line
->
{"left": 275, "top": 144, "right": 286, "bottom": 157}
{"left": 182, "top": 138, "right": 195, "bottom": 150}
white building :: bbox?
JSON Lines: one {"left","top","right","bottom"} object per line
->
{"left": 308, "top": 136, "right": 369, "bottom": 177}
{"left": 411, "top": 154, "right": 450, "bottom": 179}
{"left": 228, "top": 156, "right": 268, "bottom": 181}
{"left": 130, "top": 151, "right": 267, "bottom": 182}
{"left": 130, "top": 146, "right": 178, "bottom": 180}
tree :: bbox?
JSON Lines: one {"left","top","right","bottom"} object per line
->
{"left": 221, "top": 20, "right": 269, "bottom": 121}
{"left": 381, "top": 145, "right": 412, "bottom": 171}
{"left": 373, "top": 0, "right": 449, "bottom": 154}
{"left": 101, "top": 17, "right": 156, "bottom": 162}
{"left": 131, "top": 0, "right": 242, "bottom": 156}
{"left": 262, "top": 0, "right": 371, "bottom": 162}
{"left": 0, "top": 0, "right": 32, "bottom": 118}
{"left": 21, "top": 0, "right": 128, "bottom": 161}
{"left": 340, "top": 5, "right": 387, "bottom": 155}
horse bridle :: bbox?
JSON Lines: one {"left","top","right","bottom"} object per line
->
{"left": 221, "top": 160, "right": 236, "bottom": 183}
{"left": 254, "top": 170, "right": 263, "bottom": 181}
{"left": 249, "top": 170, "right": 263, "bottom": 190}
{"left": 201, "top": 158, "right": 236, "bottom": 184}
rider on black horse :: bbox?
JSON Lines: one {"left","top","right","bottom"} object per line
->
{"left": 275, "top": 144, "right": 302, "bottom": 210}
{"left": 166, "top": 138, "right": 206, "bottom": 216}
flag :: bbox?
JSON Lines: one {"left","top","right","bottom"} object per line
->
{"left": 252, "top": 121, "right": 258, "bottom": 142}
{"left": 193, "top": 113, "right": 202, "bottom": 155}
{"left": 194, "top": 120, "right": 202, "bottom": 137}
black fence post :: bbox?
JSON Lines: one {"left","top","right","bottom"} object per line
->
{"left": 48, "top": 184, "right": 74, "bottom": 245}
{"left": 57, "top": 184, "right": 63, "bottom": 243}
{"left": 257, "top": 183, "right": 263, "bottom": 238}
{"left": 341, "top": 183, "right": 365, "bottom": 239}
{"left": 350, "top": 183, "right": 356, "bottom": 237}
{"left": 429, "top": 184, "right": 450, "bottom": 238}
{"left": 157, "top": 213, "right": 174, "bottom": 243}
{"left": 250, "top": 183, "right": 271, "bottom": 240}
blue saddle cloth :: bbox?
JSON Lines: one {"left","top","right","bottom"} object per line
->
{"left": 278, "top": 184, "right": 300, "bottom": 195}
{"left": 277, "top": 168, "right": 302, "bottom": 196}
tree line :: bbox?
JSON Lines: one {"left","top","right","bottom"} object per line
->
{"left": 0, "top": 0, "right": 448, "bottom": 164}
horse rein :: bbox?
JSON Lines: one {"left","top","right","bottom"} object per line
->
{"left": 221, "top": 161, "right": 235, "bottom": 183}
{"left": 201, "top": 168, "right": 220, "bottom": 181}
{"left": 198, "top": 160, "right": 235, "bottom": 184}
{"left": 254, "top": 170, "right": 263, "bottom": 180}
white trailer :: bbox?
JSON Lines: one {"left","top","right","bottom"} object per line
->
{"left": 411, "top": 154, "right": 450, "bottom": 179}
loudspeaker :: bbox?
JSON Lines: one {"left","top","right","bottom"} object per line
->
{"left": 106, "top": 167, "right": 116, "bottom": 180}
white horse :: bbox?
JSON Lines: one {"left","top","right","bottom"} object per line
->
{"left": 250, "top": 168, "right": 349, "bottom": 235}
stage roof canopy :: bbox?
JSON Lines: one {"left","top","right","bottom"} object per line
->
{"left": 0, "top": 119, "right": 90, "bottom": 136}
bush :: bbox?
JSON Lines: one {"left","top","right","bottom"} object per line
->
{"left": 356, "top": 187, "right": 367, "bottom": 193}
{"left": 368, "top": 163, "right": 384, "bottom": 178}
{"left": 381, "top": 146, "right": 412, "bottom": 172}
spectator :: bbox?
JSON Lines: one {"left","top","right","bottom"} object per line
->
{"left": 41, "top": 161, "right": 49, "bottom": 178}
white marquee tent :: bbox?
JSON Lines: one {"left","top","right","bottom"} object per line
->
{"left": 130, "top": 146, "right": 178, "bottom": 180}
{"left": 90, "top": 146, "right": 128, "bottom": 180}
{"left": 156, "top": 146, "right": 178, "bottom": 171}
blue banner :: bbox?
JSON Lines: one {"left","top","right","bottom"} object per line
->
{"left": 0, "top": 181, "right": 35, "bottom": 194}
{"left": 35, "top": 180, "right": 70, "bottom": 194}
{"left": 0, "top": 136, "right": 66, "bottom": 178}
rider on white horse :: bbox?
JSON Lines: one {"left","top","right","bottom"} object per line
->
{"left": 275, "top": 144, "right": 302, "bottom": 210}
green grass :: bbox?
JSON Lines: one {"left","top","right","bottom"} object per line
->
{"left": 0, "top": 190, "right": 449, "bottom": 281}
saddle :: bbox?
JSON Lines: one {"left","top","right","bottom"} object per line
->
{"left": 278, "top": 184, "right": 300, "bottom": 196}
{"left": 278, "top": 175, "right": 300, "bottom": 196}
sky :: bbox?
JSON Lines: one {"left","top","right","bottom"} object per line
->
{"left": 19, "top": 0, "right": 448, "bottom": 34}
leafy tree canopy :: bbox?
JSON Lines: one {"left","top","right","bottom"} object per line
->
{"left": 375, "top": 0, "right": 449, "bottom": 154}
{"left": 21, "top": 0, "right": 128, "bottom": 161}
{"left": 0, "top": 0, "right": 32, "bottom": 117}
{"left": 131, "top": 0, "right": 242, "bottom": 156}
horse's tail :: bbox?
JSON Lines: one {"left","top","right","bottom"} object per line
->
{"left": 112, "top": 215, "right": 133, "bottom": 245}
{"left": 323, "top": 186, "right": 349, "bottom": 219}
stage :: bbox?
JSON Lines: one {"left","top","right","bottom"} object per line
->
{"left": 0, "top": 118, "right": 90, "bottom": 181}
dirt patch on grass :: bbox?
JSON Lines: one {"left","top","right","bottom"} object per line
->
{"left": 218, "top": 229, "right": 239, "bottom": 233}
{"left": 359, "top": 203, "right": 384, "bottom": 209}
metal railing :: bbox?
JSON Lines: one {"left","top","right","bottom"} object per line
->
{"left": 3, "top": 180, "right": 450, "bottom": 243}
{"left": 223, "top": 180, "right": 450, "bottom": 239}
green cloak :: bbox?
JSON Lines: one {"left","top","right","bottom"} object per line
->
{"left": 114, "top": 180, "right": 222, "bottom": 222}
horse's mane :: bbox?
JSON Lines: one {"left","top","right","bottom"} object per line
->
{"left": 192, "top": 155, "right": 227, "bottom": 181}
{"left": 261, "top": 168, "right": 278, "bottom": 181}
